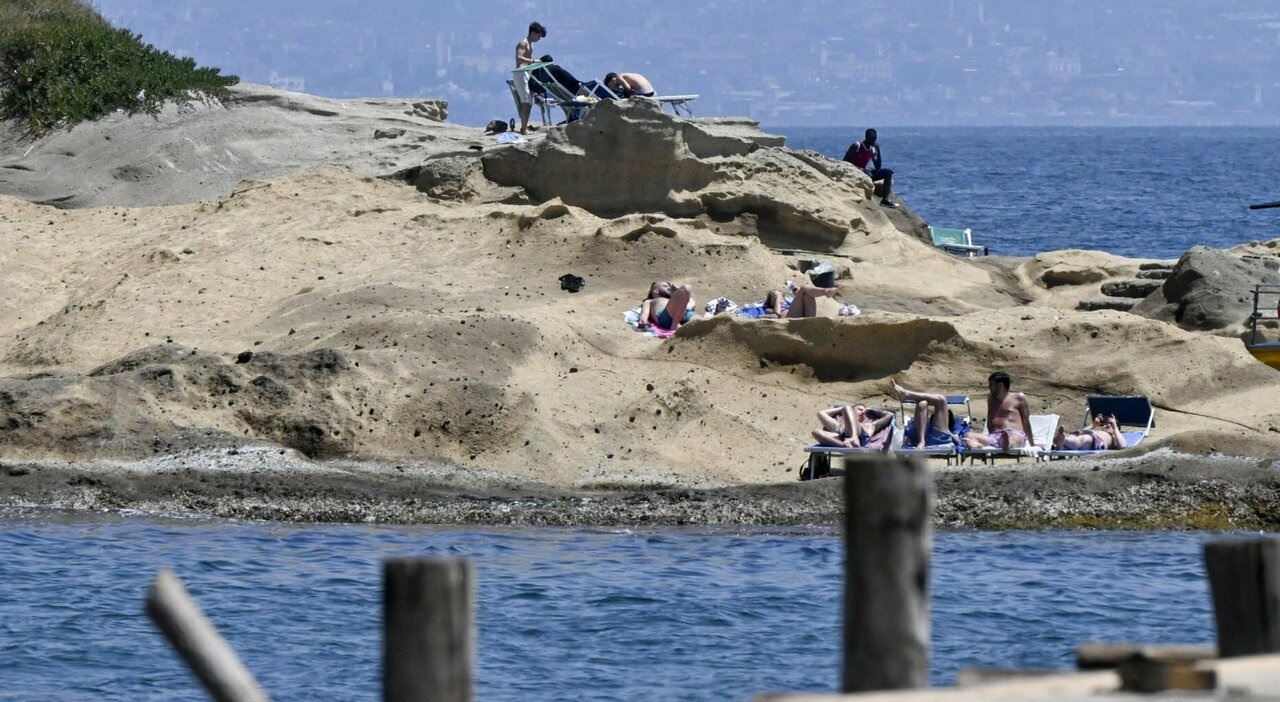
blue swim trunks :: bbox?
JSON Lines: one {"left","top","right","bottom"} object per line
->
{"left": 903, "top": 420, "right": 954, "bottom": 447}
{"left": 655, "top": 307, "right": 694, "bottom": 330}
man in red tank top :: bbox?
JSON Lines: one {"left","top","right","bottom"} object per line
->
{"left": 842, "top": 128, "right": 898, "bottom": 208}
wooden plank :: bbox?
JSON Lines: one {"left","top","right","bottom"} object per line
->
{"left": 144, "top": 569, "right": 269, "bottom": 702}
{"left": 1076, "top": 643, "right": 1215, "bottom": 669}
{"left": 384, "top": 558, "right": 474, "bottom": 702}
{"left": 1204, "top": 538, "right": 1280, "bottom": 657}
{"left": 842, "top": 455, "right": 932, "bottom": 692}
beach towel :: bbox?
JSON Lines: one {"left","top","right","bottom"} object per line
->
{"left": 624, "top": 308, "right": 684, "bottom": 338}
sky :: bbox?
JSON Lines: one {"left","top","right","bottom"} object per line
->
{"left": 89, "top": 0, "right": 1280, "bottom": 128}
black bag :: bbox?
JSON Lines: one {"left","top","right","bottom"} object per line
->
{"left": 559, "top": 273, "right": 586, "bottom": 293}
{"left": 484, "top": 119, "right": 509, "bottom": 135}
{"left": 800, "top": 453, "right": 830, "bottom": 481}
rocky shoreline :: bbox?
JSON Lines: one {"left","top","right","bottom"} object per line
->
{"left": 2, "top": 447, "right": 1277, "bottom": 530}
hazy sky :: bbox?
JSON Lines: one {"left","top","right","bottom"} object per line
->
{"left": 90, "top": 0, "right": 1280, "bottom": 128}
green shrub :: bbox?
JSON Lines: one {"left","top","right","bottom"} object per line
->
{"left": 0, "top": 0, "right": 238, "bottom": 134}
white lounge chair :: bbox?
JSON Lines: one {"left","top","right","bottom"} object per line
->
{"left": 962, "top": 414, "right": 1060, "bottom": 464}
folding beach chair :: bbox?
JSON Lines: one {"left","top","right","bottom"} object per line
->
{"left": 1040, "top": 395, "right": 1156, "bottom": 461}
{"left": 801, "top": 412, "right": 896, "bottom": 480}
{"left": 527, "top": 63, "right": 594, "bottom": 123}
{"left": 509, "top": 61, "right": 561, "bottom": 127}
{"left": 894, "top": 395, "right": 972, "bottom": 465}
{"left": 929, "top": 226, "right": 989, "bottom": 257}
{"left": 962, "top": 414, "right": 1059, "bottom": 464}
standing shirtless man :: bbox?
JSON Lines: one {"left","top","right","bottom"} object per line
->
{"left": 512, "top": 22, "right": 547, "bottom": 135}
{"left": 964, "top": 371, "right": 1034, "bottom": 450}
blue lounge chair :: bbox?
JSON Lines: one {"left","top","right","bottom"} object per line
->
{"left": 1040, "top": 395, "right": 1156, "bottom": 461}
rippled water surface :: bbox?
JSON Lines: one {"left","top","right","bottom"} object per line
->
{"left": 0, "top": 510, "right": 1223, "bottom": 701}
{"left": 776, "top": 126, "right": 1280, "bottom": 260}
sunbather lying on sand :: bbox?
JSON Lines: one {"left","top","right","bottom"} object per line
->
{"left": 812, "top": 404, "right": 894, "bottom": 448}
{"left": 639, "top": 281, "right": 695, "bottom": 332}
{"left": 1053, "top": 414, "right": 1128, "bottom": 451}
{"left": 761, "top": 283, "right": 840, "bottom": 318}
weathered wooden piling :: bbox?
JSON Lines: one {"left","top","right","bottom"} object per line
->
{"left": 842, "top": 455, "right": 933, "bottom": 693}
{"left": 383, "top": 557, "right": 475, "bottom": 702}
{"left": 145, "top": 568, "right": 269, "bottom": 702}
{"left": 1205, "top": 537, "right": 1280, "bottom": 657}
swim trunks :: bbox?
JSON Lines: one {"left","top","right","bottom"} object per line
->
{"left": 511, "top": 70, "right": 532, "bottom": 105}
{"left": 903, "top": 420, "right": 954, "bottom": 447}
{"left": 987, "top": 428, "right": 1028, "bottom": 450}
{"left": 655, "top": 307, "right": 693, "bottom": 330}
{"left": 1068, "top": 430, "right": 1107, "bottom": 450}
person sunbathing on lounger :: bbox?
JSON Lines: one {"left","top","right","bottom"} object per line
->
{"left": 963, "top": 371, "right": 1034, "bottom": 450}
{"left": 1052, "top": 413, "right": 1128, "bottom": 451}
{"left": 889, "top": 379, "right": 965, "bottom": 449}
{"left": 812, "top": 404, "right": 894, "bottom": 448}
{"left": 604, "top": 72, "right": 655, "bottom": 98}
{"left": 761, "top": 283, "right": 840, "bottom": 318}
{"left": 638, "top": 281, "right": 695, "bottom": 332}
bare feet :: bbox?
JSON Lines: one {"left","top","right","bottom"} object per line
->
{"left": 887, "top": 377, "right": 903, "bottom": 401}
{"left": 1052, "top": 425, "right": 1067, "bottom": 450}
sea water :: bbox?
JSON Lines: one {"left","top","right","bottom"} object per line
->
{"left": 0, "top": 509, "right": 1221, "bottom": 701}
{"left": 773, "top": 126, "right": 1280, "bottom": 260}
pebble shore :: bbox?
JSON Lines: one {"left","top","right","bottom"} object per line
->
{"left": 2, "top": 447, "right": 1278, "bottom": 530}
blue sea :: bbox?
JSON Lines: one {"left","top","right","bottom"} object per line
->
{"left": 1, "top": 510, "right": 1224, "bottom": 701}
{"left": 773, "top": 126, "right": 1280, "bottom": 260}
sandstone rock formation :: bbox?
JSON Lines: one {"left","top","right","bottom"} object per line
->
{"left": 1, "top": 84, "right": 1279, "bottom": 499}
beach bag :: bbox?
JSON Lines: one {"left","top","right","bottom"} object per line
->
{"left": 484, "top": 119, "right": 509, "bottom": 135}
{"left": 800, "top": 453, "right": 830, "bottom": 481}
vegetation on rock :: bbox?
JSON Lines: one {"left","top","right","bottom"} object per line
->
{"left": 0, "top": 0, "right": 237, "bottom": 134}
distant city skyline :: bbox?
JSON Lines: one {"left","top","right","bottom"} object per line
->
{"left": 91, "top": 0, "right": 1280, "bottom": 129}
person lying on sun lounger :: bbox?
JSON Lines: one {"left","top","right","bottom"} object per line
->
{"left": 812, "top": 404, "right": 894, "bottom": 448}
{"left": 638, "top": 281, "right": 695, "bottom": 332}
{"left": 1052, "top": 413, "right": 1128, "bottom": 451}
{"left": 889, "top": 379, "right": 966, "bottom": 449}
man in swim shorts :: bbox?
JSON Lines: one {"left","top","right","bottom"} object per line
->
{"left": 604, "top": 72, "right": 656, "bottom": 98}
{"left": 1053, "top": 413, "right": 1128, "bottom": 451}
{"left": 812, "top": 404, "right": 894, "bottom": 449}
{"left": 512, "top": 22, "right": 547, "bottom": 135}
{"left": 962, "top": 371, "right": 1034, "bottom": 451}
{"left": 890, "top": 379, "right": 966, "bottom": 449}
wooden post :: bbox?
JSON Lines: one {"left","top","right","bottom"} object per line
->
{"left": 842, "top": 455, "right": 933, "bottom": 692}
{"left": 144, "top": 569, "right": 269, "bottom": 702}
{"left": 384, "top": 558, "right": 474, "bottom": 702}
{"left": 1204, "top": 537, "right": 1280, "bottom": 657}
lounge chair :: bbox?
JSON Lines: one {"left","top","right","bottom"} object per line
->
{"left": 801, "top": 413, "right": 896, "bottom": 480}
{"left": 584, "top": 81, "right": 699, "bottom": 117}
{"left": 527, "top": 63, "right": 594, "bottom": 123}
{"left": 894, "top": 394, "right": 972, "bottom": 465}
{"left": 929, "top": 226, "right": 989, "bottom": 257}
{"left": 506, "top": 78, "right": 555, "bottom": 128}
{"left": 962, "top": 414, "right": 1060, "bottom": 464}
{"left": 1040, "top": 395, "right": 1156, "bottom": 461}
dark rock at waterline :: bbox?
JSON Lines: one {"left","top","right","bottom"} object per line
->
{"left": 1130, "top": 246, "right": 1280, "bottom": 334}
